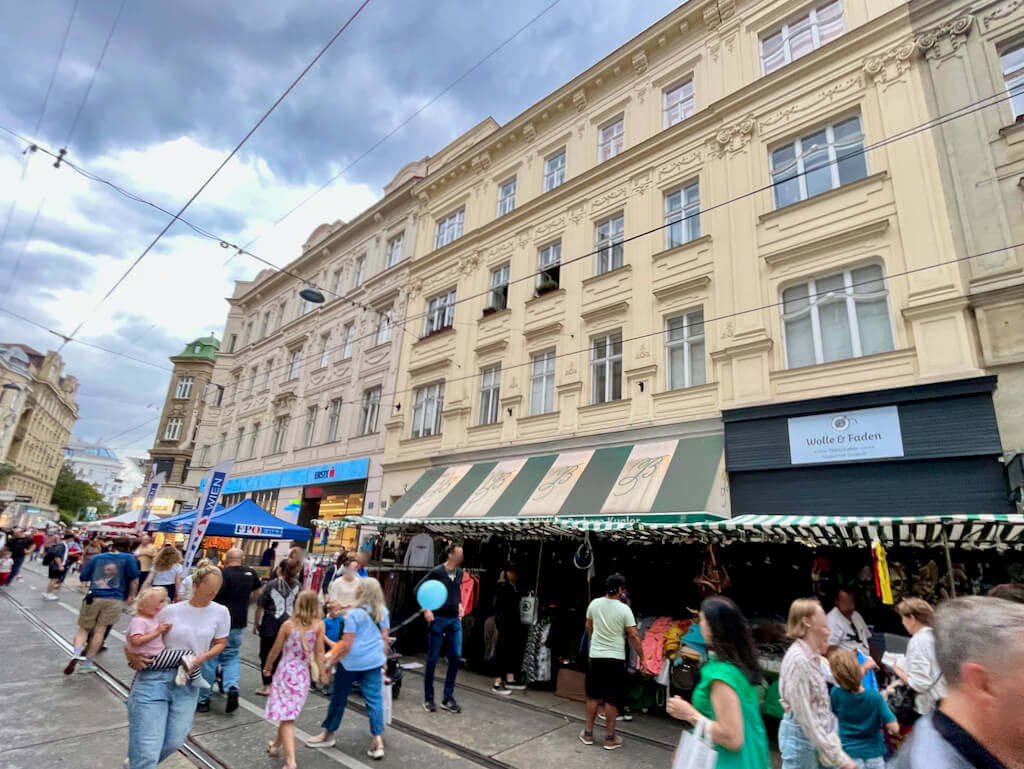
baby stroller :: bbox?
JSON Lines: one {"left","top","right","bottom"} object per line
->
{"left": 385, "top": 638, "right": 403, "bottom": 699}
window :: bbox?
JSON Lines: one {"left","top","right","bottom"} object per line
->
{"left": 497, "top": 178, "right": 517, "bottom": 217}
{"left": 360, "top": 387, "right": 381, "bottom": 435}
{"left": 327, "top": 398, "right": 343, "bottom": 442}
{"left": 302, "top": 406, "right": 317, "bottom": 447}
{"left": 342, "top": 324, "right": 355, "bottom": 358}
{"left": 771, "top": 115, "right": 866, "bottom": 208}
{"left": 218, "top": 432, "right": 229, "bottom": 460}
{"left": 761, "top": 1, "right": 845, "bottom": 74}
{"left": 666, "top": 309, "right": 706, "bottom": 390}
{"left": 174, "top": 376, "right": 194, "bottom": 399}
{"left": 261, "top": 311, "right": 270, "bottom": 338}
{"left": 598, "top": 116, "right": 625, "bottom": 162}
{"left": 537, "top": 241, "right": 561, "bottom": 291}
{"left": 665, "top": 183, "right": 701, "bottom": 248}
{"left": 1002, "top": 47, "right": 1024, "bottom": 119}
{"left": 247, "top": 366, "right": 257, "bottom": 395}
{"left": 319, "top": 335, "right": 330, "bottom": 368}
{"left": 228, "top": 334, "right": 237, "bottom": 353}
{"left": 270, "top": 416, "right": 289, "bottom": 454}
{"left": 423, "top": 289, "right": 456, "bottom": 335}
{"left": 288, "top": 349, "right": 302, "bottom": 380}
{"left": 354, "top": 256, "right": 366, "bottom": 287}
{"left": 198, "top": 445, "right": 211, "bottom": 465}
{"left": 301, "top": 297, "right": 313, "bottom": 316}
{"left": 595, "top": 214, "right": 625, "bottom": 274}
{"left": 249, "top": 424, "right": 260, "bottom": 458}
{"left": 544, "top": 149, "right": 566, "bottom": 192}
{"left": 488, "top": 264, "right": 510, "bottom": 311}
{"left": 782, "top": 264, "right": 894, "bottom": 368}
{"left": 478, "top": 365, "right": 501, "bottom": 425}
{"left": 664, "top": 80, "right": 696, "bottom": 128}
{"left": 263, "top": 360, "right": 273, "bottom": 390}
{"left": 411, "top": 382, "right": 444, "bottom": 438}
{"left": 435, "top": 208, "right": 465, "bottom": 249}
{"left": 530, "top": 349, "right": 556, "bottom": 416}
{"left": 214, "top": 385, "right": 224, "bottom": 407}
{"left": 234, "top": 427, "right": 246, "bottom": 458}
{"left": 164, "top": 418, "right": 183, "bottom": 441}
{"left": 386, "top": 234, "right": 404, "bottom": 267}
{"left": 375, "top": 312, "right": 392, "bottom": 346}
{"left": 333, "top": 269, "right": 343, "bottom": 297}
{"left": 591, "top": 332, "right": 623, "bottom": 404}
{"left": 277, "top": 302, "right": 286, "bottom": 330}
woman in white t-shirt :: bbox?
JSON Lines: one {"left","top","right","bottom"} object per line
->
{"left": 142, "top": 545, "right": 185, "bottom": 602}
{"left": 126, "top": 563, "right": 230, "bottom": 769}
{"left": 327, "top": 557, "right": 362, "bottom": 614}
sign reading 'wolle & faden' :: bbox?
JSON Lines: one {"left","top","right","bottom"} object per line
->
{"left": 788, "top": 405, "right": 904, "bottom": 465}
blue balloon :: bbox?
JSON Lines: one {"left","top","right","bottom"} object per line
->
{"left": 416, "top": 579, "right": 447, "bottom": 611}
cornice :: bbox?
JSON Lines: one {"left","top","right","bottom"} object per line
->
{"left": 653, "top": 274, "right": 712, "bottom": 303}
{"left": 761, "top": 218, "right": 891, "bottom": 267}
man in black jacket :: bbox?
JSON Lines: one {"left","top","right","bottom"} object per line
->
{"left": 420, "top": 544, "right": 465, "bottom": 714}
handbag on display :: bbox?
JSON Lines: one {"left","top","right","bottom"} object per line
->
{"left": 519, "top": 591, "right": 538, "bottom": 625}
{"left": 694, "top": 545, "right": 730, "bottom": 598}
{"left": 672, "top": 717, "right": 718, "bottom": 769}
{"left": 887, "top": 683, "right": 920, "bottom": 725}
{"left": 670, "top": 655, "right": 700, "bottom": 691}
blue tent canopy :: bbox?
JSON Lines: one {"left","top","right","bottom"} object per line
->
{"left": 149, "top": 500, "right": 310, "bottom": 541}
{"left": 147, "top": 507, "right": 220, "bottom": 534}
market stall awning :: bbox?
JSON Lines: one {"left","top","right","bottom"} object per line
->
{"left": 382, "top": 435, "right": 729, "bottom": 528}
{"left": 84, "top": 511, "right": 157, "bottom": 531}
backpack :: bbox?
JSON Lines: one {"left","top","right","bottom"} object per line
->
{"left": 42, "top": 544, "right": 65, "bottom": 566}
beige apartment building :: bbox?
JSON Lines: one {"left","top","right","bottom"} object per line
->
{"left": 379, "top": 0, "right": 1024, "bottom": 527}
{"left": 187, "top": 161, "right": 424, "bottom": 549}
{"left": 0, "top": 344, "right": 79, "bottom": 512}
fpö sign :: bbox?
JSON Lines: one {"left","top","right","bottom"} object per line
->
{"left": 233, "top": 523, "right": 284, "bottom": 538}
{"left": 788, "top": 405, "right": 905, "bottom": 465}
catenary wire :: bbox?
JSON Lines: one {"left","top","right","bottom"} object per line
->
{"left": 57, "top": 0, "right": 375, "bottom": 347}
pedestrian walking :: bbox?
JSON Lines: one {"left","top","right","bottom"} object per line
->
{"left": 419, "top": 544, "right": 466, "bottom": 714}
{"left": 667, "top": 596, "right": 770, "bottom": 769}
{"left": 779, "top": 598, "right": 857, "bottom": 769}
{"left": 255, "top": 558, "right": 301, "bottom": 696}
{"left": 142, "top": 545, "right": 185, "bottom": 602}
{"left": 827, "top": 588, "right": 878, "bottom": 687}
{"left": 891, "top": 596, "right": 1024, "bottom": 769}
{"left": 5, "top": 528, "right": 33, "bottom": 582}
{"left": 63, "top": 537, "right": 140, "bottom": 675}
{"left": 491, "top": 562, "right": 525, "bottom": 695}
{"left": 828, "top": 650, "right": 898, "bottom": 769}
{"left": 124, "top": 562, "right": 229, "bottom": 769}
{"left": 889, "top": 598, "right": 945, "bottom": 720}
{"left": 263, "top": 589, "right": 328, "bottom": 769}
{"left": 0, "top": 547, "right": 13, "bottom": 586}
{"left": 29, "top": 527, "right": 45, "bottom": 560}
{"left": 321, "top": 553, "right": 346, "bottom": 598}
{"left": 42, "top": 532, "right": 74, "bottom": 600}
{"left": 135, "top": 535, "right": 158, "bottom": 590}
{"left": 579, "top": 574, "right": 646, "bottom": 751}
{"left": 306, "top": 577, "right": 389, "bottom": 760}
{"left": 327, "top": 556, "right": 361, "bottom": 613}
{"left": 320, "top": 600, "right": 344, "bottom": 696}
{"left": 196, "top": 548, "right": 262, "bottom": 713}
{"left": 127, "top": 587, "right": 211, "bottom": 688}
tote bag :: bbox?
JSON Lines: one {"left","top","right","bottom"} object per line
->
{"left": 672, "top": 717, "right": 718, "bottom": 769}
{"left": 519, "top": 591, "right": 538, "bottom": 625}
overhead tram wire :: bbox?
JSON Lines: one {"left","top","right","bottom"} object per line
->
{"left": 57, "top": 0, "right": 375, "bottom": 349}
{"left": 0, "top": 0, "right": 80, "bottom": 263}
{"left": 242, "top": 0, "right": 565, "bottom": 252}
{"left": 0, "top": 84, "right": 1015, "bottom": 395}
{"left": 4, "top": 0, "right": 129, "bottom": 301}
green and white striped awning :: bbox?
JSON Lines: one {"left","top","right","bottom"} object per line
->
{"left": 379, "top": 435, "right": 729, "bottom": 529}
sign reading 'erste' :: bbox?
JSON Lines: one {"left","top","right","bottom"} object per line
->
{"left": 788, "top": 405, "right": 904, "bottom": 465}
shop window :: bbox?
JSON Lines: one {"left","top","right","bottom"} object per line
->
{"left": 1002, "top": 46, "right": 1024, "bottom": 120}
{"left": 360, "top": 387, "right": 381, "bottom": 435}
{"left": 770, "top": 115, "right": 866, "bottom": 209}
{"left": 478, "top": 365, "right": 501, "bottom": 425}
{"left": 782, "top": 263, "right": 894, "bottom": 368}
{"left": 270, "top": 416, "right": 289, "bottom": 454}
{"left": 411, "top": 382, "right": 444, "bottom": 438}
{"left": 423, "top": 289, "right": 456, "bottom": 336}
{"left": 497, "top": 177, "right": 517, "bottom": 217}
{"left": 327, "top": 398, "right": 343, "bottom": 442}
{"left": 663, "top": 79, "right": 696, "bottom": 128}
{"left": 595, "top": 214, "right": 624, "bottom": 275}
{"left": 598, "top": 115, "right": 624, "bottom": 163}
{"left": 665, "top": 309, "right": 706, "bottom": 391}
{"left": 760, "top": 1, "right": 845, "bottom": 75}
{"left": 537, "top": 241, "right": 561, "bottom": 293}
{"left": 435, "top": 208, "right": 465, "bottom": 249}
{"left": 174, "top": 376, "right": 193, "bottom": 400}
{"left": 530, "top": 349, "right": 556, "bottom": 416}
{"left": 544, "top": 149, "right": 566, "bottom": 192}
{"left": 301, "top": 406, "right": 317, "bottom": 448}
{"left": 386, "top": 233, "right": 404, "bottom": 267}
{"left": 591, "top": 332, "right": 623, "bottom": 404}
{"left": 164, "top": 418, "right": 183, "bottom": 441}
{"left": 664, "top": 182, "right": 701, "bottom": 249}
{"left": 317, "top": 491, "right": 364, "bottom": 550}
{"left": 488, "top": 264, "right": 510, "bottom": 312}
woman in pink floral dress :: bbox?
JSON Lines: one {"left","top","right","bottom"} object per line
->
{"left": 263, "top": 590, "right": 328, "bottom": 769}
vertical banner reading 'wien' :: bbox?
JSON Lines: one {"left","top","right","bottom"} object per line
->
{"left": 134, "top": 469, "right": 166, "bottom": 534}
{"left": 183, "top": 459, "right": 234, "bottom": 567}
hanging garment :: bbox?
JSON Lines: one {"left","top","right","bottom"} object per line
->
{"left": 403, "top": 533, "right": 435, "bottom": 568}
{"left": 873, "top": 541, "right": 893, "bottom": 605}
{"left": 522, "top": 618, "right": 552, "bottom": 683}
{"left": 641, "top": 617, "right": 676, "bottom": 676}
{"left": 461, "top": 572, "right": 481, "bottom": 615}
{"left": 483, "top": 615, "right": 499, "bottom": 662}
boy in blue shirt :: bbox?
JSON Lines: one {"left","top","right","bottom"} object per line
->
{"left": 320, "top": 601, "right": 344, "bottom": 695}
{"left": 829, "top": 650, "right": 899, "bottom": 768}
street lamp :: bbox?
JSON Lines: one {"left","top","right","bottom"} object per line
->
{"left": 299, "top": 287, "right": 326, "bottom": 304}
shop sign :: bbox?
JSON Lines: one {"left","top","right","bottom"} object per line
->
{"left": 233, "top": 523, "right": 283, "bottom": 538}
{"left": 15, "top": 495, "right": 32, "bottom": 503}
{"left": 220, "top": 457, "right": 369, "bottom": 494}
{"left": 788, "top": 405, "right": 904, "bottom": 465}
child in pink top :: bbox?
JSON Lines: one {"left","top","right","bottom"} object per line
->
{"left": 128, "top": 587, "right": 210, "bottom": 688}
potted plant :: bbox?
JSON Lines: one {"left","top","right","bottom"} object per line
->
{"left": 535, "top": 276, "right": 559, "bottom": 297}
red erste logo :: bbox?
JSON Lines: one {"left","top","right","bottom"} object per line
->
{"left": 328, "top": 467, "right": 335, "bottom": 478}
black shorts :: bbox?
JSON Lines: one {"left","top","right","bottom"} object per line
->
{"left": 585, "top": 658, "right": 626, "bottom": 707}
{"left": 48, "top": 564, "right": 63, "bottom": 579}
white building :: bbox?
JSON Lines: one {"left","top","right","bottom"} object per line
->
{"left": 65, "top": 438, "right": 129, "bottom": 508}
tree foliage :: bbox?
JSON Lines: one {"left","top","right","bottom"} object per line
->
{"left": 50, "top": 462, "right": 107, "bottom": 518}
{"left": 0, "top": 462, "right": 16, "bottom": 484}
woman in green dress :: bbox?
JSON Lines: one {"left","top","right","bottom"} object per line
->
{"left": 668, "top": 596, "right": 771, "bottom": 769}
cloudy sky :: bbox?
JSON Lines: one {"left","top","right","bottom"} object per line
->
{"left": 0, "top": 0, "right": 682, "bottom": 461}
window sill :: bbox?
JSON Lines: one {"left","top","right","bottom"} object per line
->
{"left": 518, "top": 410, "right": 558, "bottom": 425}
{"left": 651, "top": 234, "right": 712, "bottom": 262}
{"left": 467, "top": 421, "right": 502, "bottom": 433}
{"left": 758, "top": 171, "right": 890, "bottom": 224}
{"left": 582, "top": 263, "right": 632, "bottom": 287}
{"left": 415, "top": 326, "right": 455, "bottom": 345}
{"left": 578, "top": 398, "right": 630, "bottom": 415}
{"left": 771, "top": 347, "right": 910, "bottom": 379}
{"left": 479, "top": 308, "right": 511, "bottom": 323}
{"left": 527, "top": 287, "right": 565, "bottom": 304}
{"left": 998, "top": 118, "right": 1024, "bottom": 146}
{"left": 401, "top": 433, "right": 443, "bottom": 445}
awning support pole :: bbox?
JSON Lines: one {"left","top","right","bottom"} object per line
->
{"left": 534, "top": 537, "right": 544, "bottom": 599}
{"left": 941, "top": 528, "right": 956, "bottom": 599}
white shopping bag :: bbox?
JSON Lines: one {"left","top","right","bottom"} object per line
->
{"left": 381, "top": 671, "right": 393, "bottom": 726}
{"left": 672, "top": 717, "right": 717, "bottom": 769}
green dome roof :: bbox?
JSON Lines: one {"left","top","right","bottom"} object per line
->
{"left": 175, "top": 334, "right": 220, "bottom": 362}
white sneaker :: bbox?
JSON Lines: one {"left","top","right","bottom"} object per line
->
{"left": 193, "top": 676, "right": 212, "bottom": 690}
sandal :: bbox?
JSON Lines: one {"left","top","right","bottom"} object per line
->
{"left": 367, "top": 738, "right": 384, "bottom": 760}
{"left": 267, "top": 741, "right": 282, "bottom": 758}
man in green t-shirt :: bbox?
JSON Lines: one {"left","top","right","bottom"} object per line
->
{"left": 581, "top": 574, "right": 645, "bottom": 751}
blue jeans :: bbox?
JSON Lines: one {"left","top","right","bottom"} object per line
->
{"left": 779, "top": 713, "right": 827, "bottom": 769}
{"left": 127, "top": 668, "right": 200, "bottom": 769}
{"left": 854, "top": 759, "right": 884, "bottom": 769}
{"left": 198, "top": 627, "right": 244, "bottom": 703}
{"left": 322, "top": 667, "right": 384, "bottom": 736}
{"left": 424, "top": 615, "right": 462, "bottom": 703}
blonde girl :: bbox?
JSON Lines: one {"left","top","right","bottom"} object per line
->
{"left": 143, "top": 545, "right": 185, "bottom": 601}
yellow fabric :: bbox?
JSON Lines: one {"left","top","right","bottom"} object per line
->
{"left": 874, "top": 540, "right": 893, "bottom": 605}
{"left": 663, "top": 623, "right": 685, "bottom": 657}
